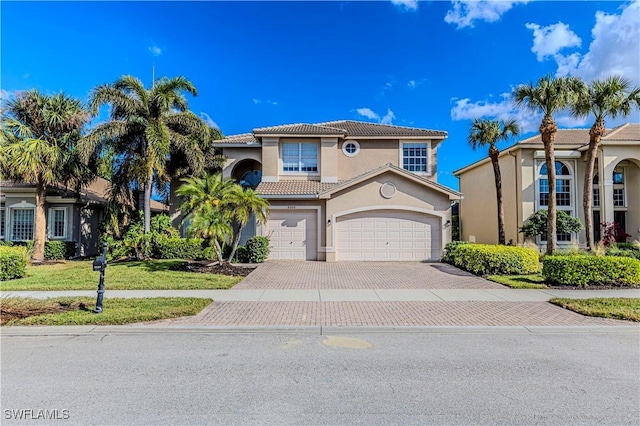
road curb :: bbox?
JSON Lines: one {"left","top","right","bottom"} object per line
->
{"left": 1, "top": 324, "right": 638, "bottom": 336}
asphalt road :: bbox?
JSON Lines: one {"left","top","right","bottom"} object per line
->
{"left": 1, "top": 329, "right": 639, "bottom": 425}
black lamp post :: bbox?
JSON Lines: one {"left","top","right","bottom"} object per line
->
{"left": 92, "top": 242, "right": 108, "bottom": 314}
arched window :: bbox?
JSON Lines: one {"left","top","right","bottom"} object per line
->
{"left": 538, "top": 161, "right": 574, "bottom": 242}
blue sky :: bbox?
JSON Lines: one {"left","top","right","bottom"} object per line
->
{"left": 2, "top": 1, "right": 639, "bottom": 190}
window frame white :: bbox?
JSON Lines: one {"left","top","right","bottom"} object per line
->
{"left": 281, "top": 142, "right": 319, "bottom": 175}
{"left": 48, "top": 207, "right": 68, "bottom": 239}
{"left": 612, "top": 167, "right": 626, "bottom": 209}
{"left": 10, "top": 207, "right": 35, "bottom": 242}
{"left": 400, "top": 141, "right": 430, "bottom": 175}
{"left": 342, "top": 140, "right": 360, "bottom": 157}
{"left": 534, "top": 160, "right": 577, "bottom": 244}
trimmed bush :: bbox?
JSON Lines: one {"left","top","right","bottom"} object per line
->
{"left": 245, "top": 236, "right": 269, "bottom": 263}
{"left": 451, "top": 244, "right": 539, "bottom": 275}
{"left": 442, "top": 241, "right": 469, "bottom": 264}
{"left": 152, "top": 237, "right": 207, "bottom": 260}
{"left": 44, "top": 241, "right": 77, "bottom": 260}
{"left": 606, "top": 243, "right": 640, "bottom": 260}
{"left": 0, "top": 245, "right": 28, "bottom": 280}
{"left": 543, "top": 255, "right": 640, "bottom": 287}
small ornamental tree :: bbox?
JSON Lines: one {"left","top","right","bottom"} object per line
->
{"left": 520, "top": 209, "right": 584, "bottom": 239}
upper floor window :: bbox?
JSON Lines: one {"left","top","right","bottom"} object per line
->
{"left": 342, "top": 140, "right": 360, "bottom": 157}
{"left": 613, "top": 168, "right": 625, "bottom": 207}
{"left": 402, "top": 143, "right": 428, "bottom": 173}
{"left": 538, "top": 161, "right": 574, "bottom": 242}
{"left": 11, "top": 208, "right": 34, "bottom": 241}
{"left": 282, "top": 142, "right": 318, "bottom": 173}
{"left": 48, "top": 207, "right": 68, "bottom": 239}
{"left": 592, "top": 173, "right": 600, "bottom": 208}
{"left": 539, "top": 161, "right": 571, "bottom": 207}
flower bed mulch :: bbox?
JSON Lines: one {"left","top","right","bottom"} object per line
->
{"left": 170, "top": 261, "right": 256, "bottom": 277}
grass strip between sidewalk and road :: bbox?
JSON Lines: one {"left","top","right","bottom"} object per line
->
{"left": 0, "top": 297, "right": 212, "bottom": 326}
{"left": 487, "top": 273, "right": 548, "bottom": 289}
{"left": 550, "top": 298, "right": 640, "bottom": 322}
{"left": 0, "top": 260, "right": 242, "bottom": 291}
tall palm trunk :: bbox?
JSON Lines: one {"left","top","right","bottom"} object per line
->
{"left": 489, "top": 145, "right": 506, "bottom": 245}
{"left": 144, "top": 174, "right": 153, "bottom": 233}
{"left": 583, "top": 119, "right": 605, "bottom": 250}
{"left": 32, "top": 182, "right": 47, "bottom": 262}
{"left": 541, "top": 115, "right": 558, "bottom": 255}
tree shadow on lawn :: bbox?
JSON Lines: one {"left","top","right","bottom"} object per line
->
{"left": 113, "top": 260, "right": 187, "bottom": 272}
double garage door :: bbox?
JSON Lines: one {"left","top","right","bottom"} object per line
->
{"left": 266, "top": 209, "right": 441, "bottom": 261}
{"left": 336, "top": 210, "right": 440, "bottom": 261}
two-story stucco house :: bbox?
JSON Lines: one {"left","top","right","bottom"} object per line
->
{"left": 171, "top": 120, "right": 461, "bottom": 261}
{"left": 454, "top": 123, "right": 640, "bottom": 246}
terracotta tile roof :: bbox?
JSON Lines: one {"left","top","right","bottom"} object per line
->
{"left": 318, "top": 120, "right": 447, "bottom": 137}
{"left": 213, "top": 133, "right": 260, "bottom": 145}
{"left": 217, "top": 120, "right": 447, "bottom": 145}
{"left": 517, "top": 123, "right": 640, "bottom": 146}
{"left": 603, "top": 123, "right": 640, "bottom": 141}
{"left": 517, "top": 129, "right": 591, "bottom": 145}
{"left": 253, "top": 123, "right": 346, "bottom": 136}
{"left": 256, "top": 180, "right": 339, "bottom": 196}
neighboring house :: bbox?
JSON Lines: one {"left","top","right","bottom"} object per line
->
{"left": 0, "top": 177, "right": 168, "bottom": 256}
{"left": 454, "top": 123, "right": 640, "bottom": 246}
{"left": 171, "top": 120, "right": 461, "bottom": 261}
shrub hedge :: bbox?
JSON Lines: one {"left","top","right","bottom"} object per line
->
{"left": 44, "top": 241, "right": 77, "bottom": 260}
{"left": 244, "top": 236, "right": 270, "bottom": 263}
{"left": 449, "top": 244, "right": 539, "bottom": 275}
{"left": 442, "top": 241, "right": 469, "bottom": 264}
{"left": 0, "top": 245, "right": 28, "bottom": 280}
{"left": 152, "top": 237, "right": 208, "bottom": 260}
{"left": 543, "top": 255, "right": 640, "bottom": 287}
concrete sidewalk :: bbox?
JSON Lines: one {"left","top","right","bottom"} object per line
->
{"left": 2, "top": 288, "right": 639, "bottom": 302}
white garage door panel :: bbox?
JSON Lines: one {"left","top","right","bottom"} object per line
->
{"left": 266, "top": 211, "right": 317, "bottom": 260}
{"left": 337, "top": 210, "right": 441, "bottom": 261}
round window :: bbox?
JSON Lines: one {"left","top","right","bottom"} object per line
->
{"left": 342, "top": 140, "right": 360, "bottom": 157}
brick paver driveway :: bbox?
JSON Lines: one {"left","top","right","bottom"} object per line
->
{"left": 235, "top": 261, "right": 504, "bottom": 290}
{"left": 149, "top": 261, "right": 634, "bottom": 328}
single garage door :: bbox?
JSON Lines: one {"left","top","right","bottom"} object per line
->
{"left": 266, "top": 210, "right": 318, "bottom": 260}
{"left": 336, "top": 210, "right": 440, "bottom": 261}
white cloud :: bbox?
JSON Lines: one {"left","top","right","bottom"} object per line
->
{"left": 552, "top": 1, "right": 640, "bottom": 86}
{"left": 252, "top": 98, "right": 278, "bottom": 106}
{"left": 525, "top": 22, "right": 581, "bottom": 61}
{"left": 356, "top": 107, "right": 379, "bottom": 120}
{"left": 450, "top": 94, "right": 589, "bottom": 133}
{"left": 391, "top": 0, "right": 418, "bottom": 11}
{"left": 445, "top": 0, "right": 529, "bottom": 29}
{"left": 380, "top": 108, "right": 396, "bottom": 125}
{"left": 200, "top": 112, "right": 219, "bottom": 129}
{"left": 407, "top": 80, "right": 416, "bottom": 89}
{"left": 148, "top": 45, "right": 162, "bottom": 56}
{"left": 355, "top": 107, "right": 396, "bottom": 124}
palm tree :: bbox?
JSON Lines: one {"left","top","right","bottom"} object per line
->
{"left": 467, "top": 118, "right": 520, "bottom": 245}
{"left": 513, "top": 75, "right": 583, "bottom": 254}
{"left": 176, "top": 173, "right": 237, "bottom": 263}
{"left": 572, "top": 76, "right": 640, "bottom": 250}
{"left": 80, "top": 75, "right": 209, "bottom": 234}
{"left": 224, "top": 186, "right": 269, "bottom": 263}
{"left": 0, "top": 91, "right": 92, "bottom": 261}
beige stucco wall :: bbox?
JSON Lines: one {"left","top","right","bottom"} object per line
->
{"left": 337, "top": 139, "right": 399, "bottom": 181}
{"left": 221, "top": 147, "right": 262, "bottom": 179}
{"left": 458, "top": 152, "right": 520, "bottom": 244}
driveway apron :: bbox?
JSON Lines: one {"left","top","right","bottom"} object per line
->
{"left": 155, "top": 262, "right": 634, "bottom": 328}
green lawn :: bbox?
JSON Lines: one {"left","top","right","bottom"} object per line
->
{"left": 0, "top": 260, "right": 242, "bottom": 291}
{"left": 487, "top": 273, "right": 548, "bottom": 289}
{"left": 1, "top": 297, "right": 212, "bottom": 326}
{"left": 550, "top": 298, "right": 640, "bottom": 322}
